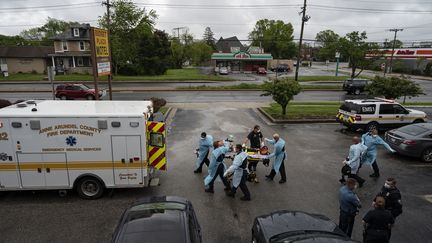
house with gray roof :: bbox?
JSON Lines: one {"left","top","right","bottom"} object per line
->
{"left": 0, "top": 46, "right": 54, "bottom": 74}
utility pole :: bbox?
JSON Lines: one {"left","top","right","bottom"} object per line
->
{"left": 102, "top": 0, "right": 113, "bottom": 100}
{"left": 295, "top": 0, "right": 310, "bottom": 81}
{"left": 173, "top": 27, "right": 186, "bottom": 40}
{"left": 388, "top": 28, "right": 403, "bottom": 74}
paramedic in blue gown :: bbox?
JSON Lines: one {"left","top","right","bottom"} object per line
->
{"left": 194, "top": 132, "right": 213, "bottom": 173}
{"left": 204, "top": 140, "right": 231, "bottom": 193}
{"left": 225, "top": 144, "right": 251, "bottom": 201}
{"left": 264, "top": 134, "right": 287, "bottom": 184}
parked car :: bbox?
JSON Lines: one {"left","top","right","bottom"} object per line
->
{"left": 257, "top": 67, "right": 267, "bottom": 75}
{"left": 219, "top": 67, "right": 229, "bottom": 75}
{"left": 271, "top": 64, "right": 289, "bottom": 73}
{"left": 252, "top": 210, "right": 355, "bottom": 243}
{"left": 111, "top": 196, "right": 202, "bottom": 243}
{"left": 385, "top": 123, "right": 432, "bottom": 162}
{"left": 342, "top": 79, "right": 369, "bottom": 95}
{"left": 55, "top": 83, "right": 105, "bottom": 100}
{"left": 336, "top": 98, "right": 427, "bottom": 131}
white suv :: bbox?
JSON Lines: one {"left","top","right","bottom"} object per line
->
{"left": 336, "top": 98, "right": 427, "bottom": 131}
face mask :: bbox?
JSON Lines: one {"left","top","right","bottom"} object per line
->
{"left": 373, "top": 135, "right": 378, "bottom": 138}
{"left": 257, "top": 130, "right": 261, "bottom": 133}
{"left": 384, "top": 183, "right": 392, "bottom": 189}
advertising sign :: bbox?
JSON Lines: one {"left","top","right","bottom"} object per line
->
{"left": 97, "top": 62, "right": 111, "bottom": 76}
{"left": 93, "top": 28, "right": 110, "bottom": 58}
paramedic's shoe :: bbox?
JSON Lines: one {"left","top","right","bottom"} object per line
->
{"left": 339, "top": 178, "right": 346, "bottom": 184}
{"left": 254, "top": 178, "right": 259, "bottom": 183}
{"left": 224, "top": 187, "right": 231, "bottom": 191}
{"left": 279, "top": 179, "right": 286, "bottom": 184}
{"left": 369, "top": 173, "right": 380, "bottom": 178}
{"left": 265, "top": 175, "right": 273, "bottom": 181}
{"left": 193, "top": 169, "right": 202, "bottom": 174}
{"left": 226, "top": 191, "right": 235, "bottom": 198}
{"left": 205, "top": 188, "right": 214, "bottom": 193}
{"left": 240, "top": 196, "right": 251, "bottom": 201}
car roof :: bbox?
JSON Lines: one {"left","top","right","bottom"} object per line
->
{"left": 255, "top": 210, "right": 347, "bottom": 242}
{"left": 114, "top": 196, "right": 191, "bottom": 243}
{"left": 344, "top": 99, "right": 398, "bottom": 105}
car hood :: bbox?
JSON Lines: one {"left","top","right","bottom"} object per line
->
{"left": 407, "top": 109, "right": 426, "bottom": 116}
{"left": 256, "top": 211, "right": 345, "bottom": 241}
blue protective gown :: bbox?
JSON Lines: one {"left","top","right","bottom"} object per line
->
{"left": 265, "top": 138, "right": 286, "bottom": 172}
{"left": 195, "top": 135, "right": 213, "bottom": 169}
{"left": 361, "top": 133, "right": 395, "bottom": 165}
{"left": 204, "top": 141, "right": 230, "bottom": 186}
{"left": 346, "top": 143, "right": 367, "bottom": 174}
{"left": 225, "top": 151, "right": 248, "bottom": 188}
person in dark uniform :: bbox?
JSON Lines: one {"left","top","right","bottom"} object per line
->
{"left": 363, "top": 196, "right": 394, "bottom": 243}
{"left": 338, "top": 178, "right": 361, "bottom": 237}
{"left": 243, "top": 125, "right": 263, "bottom": 178}
{"left": 224, "top": 144, "right": 251, "bottom": 201}
{"left": 376, "top": 178, "right": 403, "bottom": 219}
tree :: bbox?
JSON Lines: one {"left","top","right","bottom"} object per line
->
{"left": 366, "top": 75, "right": 424, "bottom": 103}
{"left": 20, "top": 17, "right": 79, "bottom": 46}
{"left": 202, "top": 27, "right": 216, "bottom": 50}
{"left": 189, "top": 41, "right": 213, "bottom": 65}
{"left": 261, "top": 79, "right": 302, "bottom": 115}
{"left": 315, "top": 30, "right": 340, "bottom": 61}
{"left": 99, "top": 0, "right": 156, "bottom": 74}
{"left": 0, "top": 34, "right": 33, "bottom": 46}
{"left": 170, "top": 31, "right": 194, "bottom": 68}
{"left": 339, "top": 31, "right": 380, "bottom": 79}
{"left": 249, "top": 19, "right": 297, "bottom": 59}
{"left": 135, "top": 30, "right": 171, "bottom": 75}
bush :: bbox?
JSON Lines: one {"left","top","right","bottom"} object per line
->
{"left": 425, "top": 62, "right": 432, "bottom": 76}
{"left": 411, "top": 69, "right": 422, "bottom": 75}
{"left": 31, "top": 70, "right": 38, "bottom": 74}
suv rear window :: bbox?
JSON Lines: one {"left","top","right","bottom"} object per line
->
{"left": 340, "top": 102, "right": 376, "bottom": 114}
{"left": 398, "top": 125, "right": 428, "bottom": 136}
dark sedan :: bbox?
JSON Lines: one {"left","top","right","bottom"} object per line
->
{"left": 111, "top": 196, "right": 202, "bottom": 243}
{"left": 252, "top": 211, "right": 355, "bottom": 243}
{"left": 385, "top": 123, "right": 432, "bottom": 162}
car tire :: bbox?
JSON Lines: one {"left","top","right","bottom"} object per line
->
{"left": 86, "top": 95, "right": 95, "bottom": 100}
{"left": 76, "top": 176, "right": 104, "bottom": 199}
{"left": 354, "top": 89, "right": 361, "bottom": 95}
{"left": 366, "top": 122, "right": 379, "bottom": 132}
{"left": 421, "top": 148, "right": 432, "bottom": 163}
{"left": 413, "top": 119, "right": 424, "bottom": 123}
{"left": 60, "top": 95, "right": 67, "bottom": 100}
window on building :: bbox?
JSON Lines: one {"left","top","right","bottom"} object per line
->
{"left": 73, "top": 28, "right": 79, "bottom": 37}
{"left": 79, "top": 41, "right": 85, "bottom": 51}
{"left": 77, "top": 57, "right": 84, "bottom": 67}
{"left": 62, "top": 41, "right": 68, "bottom": 51}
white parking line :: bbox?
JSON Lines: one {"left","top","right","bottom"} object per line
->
{"left": 424, "top": 195, "right": 432, "bottom": 204}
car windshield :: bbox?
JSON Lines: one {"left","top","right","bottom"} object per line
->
{"left": 129, "top": 202, "right": 186, "bottom": 211}
{"left": 78, "top": 84, "right": 90, "bottom": 90}
{"left": 398, "top": 125, "right": 429, "bottom": 136}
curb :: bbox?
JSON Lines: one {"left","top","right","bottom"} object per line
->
{"left": 0, "top": 88, "right": 343, "bottom": 93}
{"left": 257, "top": 107, "right": 337, "bottom": 124}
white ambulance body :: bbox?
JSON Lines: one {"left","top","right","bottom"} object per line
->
{"left": 0, "top": 100, "right": 167, "bottom": 199}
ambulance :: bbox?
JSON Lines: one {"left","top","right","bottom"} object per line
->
{"left": 0, "top": 100, "right": 167, "bottom": 199}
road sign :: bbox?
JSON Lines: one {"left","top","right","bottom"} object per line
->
{"left": 335, "top": 52, "right": 340, "bottom": 58}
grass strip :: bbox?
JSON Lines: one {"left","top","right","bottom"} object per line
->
{"left": 262, "top": 103, "right": 339, "bottom": 119}
{"left": 0, "top": 69, "right": 232, "bottom": 82}
{"left": 177, "top": 83, "right": 341, "bottom": 90}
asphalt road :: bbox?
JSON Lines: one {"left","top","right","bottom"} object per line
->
{"left": 2, "top": 90, "right": 432, "bottom": 103}
{"left": 1, "top": 108, "right": 432, "bottom": 243}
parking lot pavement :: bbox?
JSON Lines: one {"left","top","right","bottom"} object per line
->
{"left": 1, "top": 108, "right": 432, "bottom": 243}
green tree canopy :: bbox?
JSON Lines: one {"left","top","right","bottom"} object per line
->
{"left": 261, "top": 79, "right": 302, "bottom": 115}
{"left": 339, "top": 31, "right": 380, "bottom": 79}
{"left": 315, "top": 30, "right": 340, "bottom": 61}
{"left": 249, "top": 19, "right": 296, "bottom": 59}
{"left": 20, "top": 17, "right": 79, "bottom": 46}
{"left": 0, "top": 35, "right": 34, "bottom": 46}
{"left": 135, "top": 30, "right": 171, "bottom": 75}
{"left": 189, "top": 41, "right": 213, "bottom": 66}
{"left": 203, "top": 27, "right": 216, "bottom": 50}
{"left": 99, "top": 0, "right": 156, "bottom": 74}
{"left": 366, "top": 75, "right": 424, "bottom": 102}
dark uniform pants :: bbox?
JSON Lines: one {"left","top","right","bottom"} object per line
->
{"left": 371, "top": 160, "right": 380, "bottom": 175}
{"left": 197, "top": 151, "right": 210, "bottom": 171}
{"left": 232, "top": 170, "right": 251, "bottom": 199}
{"left": 268, "top": 160, "right": 287, "bottom": 180}
{"left": 339, "top": 210, "right": 356, "bottom": 237}
{"left": 364, "top": 229, "right": 390, "bottom": 243}
{"left": 348, "top": 173, "right": 365, "bottom": 185}
{"left": 208, "top": 163, "right": 230, "bottom": 189}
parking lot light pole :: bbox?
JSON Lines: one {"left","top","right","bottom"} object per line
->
{"left": 335, "top": 52, "right": 340, "bottom": 77}
{"left": 295, "top": 0, "right": 310, "bottom": 81}
{"left": 388, "top": 28, "right": 403, "bottom": 74}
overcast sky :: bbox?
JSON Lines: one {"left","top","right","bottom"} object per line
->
{"left": 1, "top": 0, "right": 431, "bottom": 45}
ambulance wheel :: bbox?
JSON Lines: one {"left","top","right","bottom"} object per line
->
{"left": 366, "top": 122, "right": 379, "bottom": 132}
{"left": 76, "top": 177, "right": 104, "bottom": 199}
{"left": 413, "top": 119, "right": 424, "bottom": 123}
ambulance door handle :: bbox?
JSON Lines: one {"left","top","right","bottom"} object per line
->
{"left": 121, "top": 158, "right": 125, "bottom": 163}
{"left": 396, "top": 115, "right": 400, "bottom": 118}
{"left": 46, "top": 168, "right": 51, "bottom": 173}
{"left": 379, "top": 116, "right": 383, "bottom": 118}
{"left": 37, "top": 168, "right": 42, "bottom": 173}
{"left": 129, "top": 158, "right": 133, "bottom": 163}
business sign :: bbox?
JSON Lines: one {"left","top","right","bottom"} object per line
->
{"left": 93, "top": 28, "right": 110, "bottom": 57}
{"left": 97, "top": 62, "right": 111, "bottom": 76}
{"left": 366, "top": 48, "right": 432, "bottom": 59}
{"left": 90, "top": 27, "right": 111, "bottom": 77}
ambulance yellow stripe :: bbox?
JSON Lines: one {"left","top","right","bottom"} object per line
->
{"left": 0, "top": 161, "right": 145, "bottom": 171}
